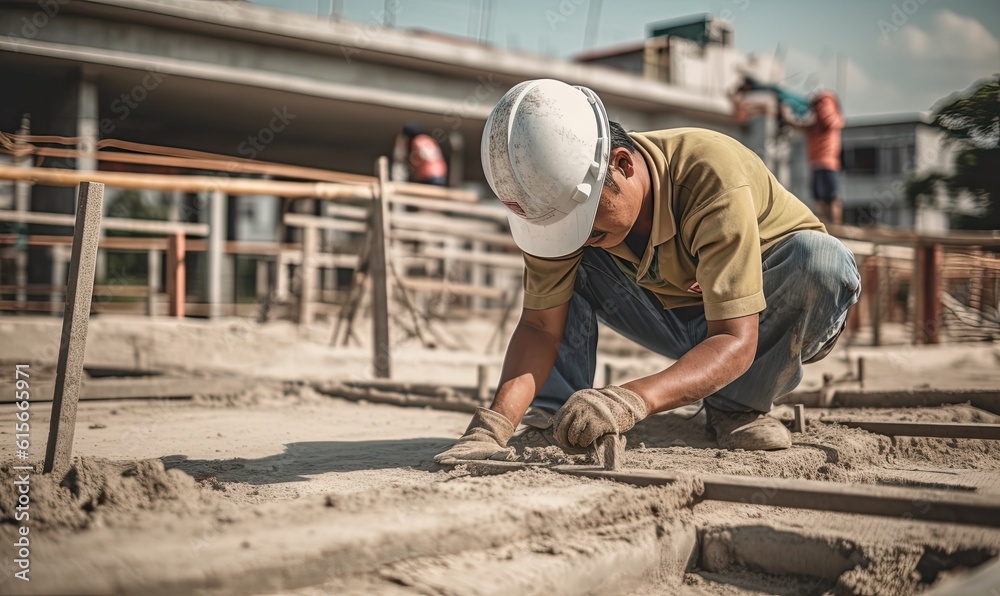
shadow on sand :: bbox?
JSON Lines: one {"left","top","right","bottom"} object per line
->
{"left": 162, "top": 437, "right": 454, "bottom": 484}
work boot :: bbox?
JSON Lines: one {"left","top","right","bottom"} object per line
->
{"left": 705, "top": 404, "right": 792, "bottom": 451}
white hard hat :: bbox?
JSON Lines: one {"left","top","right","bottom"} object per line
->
{"left": 481, "top": 79, "right": 610, "bottom": 258}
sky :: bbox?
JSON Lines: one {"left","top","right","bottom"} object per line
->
{"left": 251, "top": 0, "right": 1000, "bottom": 118}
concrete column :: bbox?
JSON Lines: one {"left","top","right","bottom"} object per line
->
{"left": 50, "top": 246, "right": 68, "bottom": 315}
{"left": 298, "top": 225, "right": 318, "bottom": 326}
{"left": 14, "top": 114, "right": 30, "bottom": 306}
{"left": 208, "top": 190, "right": 227, "bottom": 318}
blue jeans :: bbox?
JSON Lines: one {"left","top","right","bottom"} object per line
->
{"left": 532, "top": 231, "right": 861, "bottom": 414}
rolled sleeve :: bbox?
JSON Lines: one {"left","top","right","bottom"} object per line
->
{"left": 522, "top": 250, "right": 583, "bottom": 310}
{"left": 684, "top": 186, "right": 767, "bottom": 321}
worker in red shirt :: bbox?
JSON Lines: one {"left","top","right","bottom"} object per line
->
{"left": 398, "top": 123, "right": 448, "bottom": 186}
{"left": 786, "top": 90, "right": 845, "bottom": 225}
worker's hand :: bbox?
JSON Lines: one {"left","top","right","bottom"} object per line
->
{"left": 434, "top": 407, "right": 516, "bottom": 463}
{"left": 552, "top": 386, "right": 648, "bottom": 449}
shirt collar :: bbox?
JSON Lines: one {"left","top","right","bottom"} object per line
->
{"left": 629, "top": 132, "right": 676, "bottom": 247}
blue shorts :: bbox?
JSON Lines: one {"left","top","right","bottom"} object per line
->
{"left": 811, "top": 168, "right": 839, "bottom": 202}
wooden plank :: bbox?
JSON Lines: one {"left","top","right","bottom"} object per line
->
{"left": 829, "top": 223, "right": 1000, "bottom": 248}
{"left": 0, "top": 163, "right": 376, "bottom": 200}
{"left": 408, "top": 246, "right": 523, "bottom": 269}
{"left": 388, "top": 193, "right": 508, "bottom": 221}
{"left": 398, "top": 277, "right": 508, "bottom": 299}
{"left": 775, "top": 388, "right": 1000, "bottom": 413}
{"left": 553, "top": 467, "right": 1000, "bottom": 527}
{"left": 44, "top": 182, "right": 104, "bottom": 475}
{"left": 821, "top": 419, "right": 1000, "bottom": 440}
{"left": 391, "top": 181, "right": 479, "bottom": 203}
{"left": 391, "top": 227, "right": 518, "bottom": 249}
{"left": 279, "top": 250, "right": 359, "bottom": 268}
{"left": 371, "top": 157, "right": 392, "bottom": 379}
{"left": 0, "top": 209, "right": 209, "bottom": 236}
{"left": 1, "top": 377, "right": 253, "bottom": 403}
{"left": 314, "top": 382, "right": 478, "bottom": 414}
{"left": 283, "top": 212, "right": 367, "bottom": 233}
{"left": 837, "top": 389, "right": 1000, "bottom": 414}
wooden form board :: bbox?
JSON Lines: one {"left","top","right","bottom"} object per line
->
{"left": 553, "top": 466, "right": 1000, "bottom": 528}
{"left": 776, "top": 388, "right": 1000, "bottom": 415}
{"left": 819, "top": 420, "right": 1000, "bottom": 440}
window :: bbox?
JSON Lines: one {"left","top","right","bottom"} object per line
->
{"left": 846, "top": 146, "right": 879, "bottom": 174}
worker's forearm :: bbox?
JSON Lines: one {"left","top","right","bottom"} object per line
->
{"left": 622, "top": 334, "right": 754, "bottom": 414}
{"left": 488, "top": 323, "right": 561, "bottom": 426}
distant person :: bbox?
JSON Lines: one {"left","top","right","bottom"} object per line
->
{"left": 786, "top": 90, "right": 845, "bottom": 225}
{"left": 396, "top": 123, "right": 447, "bottom": 187}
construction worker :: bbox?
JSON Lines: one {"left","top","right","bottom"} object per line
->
{"left": 395, "top": 123, "right": 448, "bottom": 186}
{"left": 784, "top": 90, "right": 845, "bottom": 225}
{"left": 435, "top": 79, "right": 860, "bottom": 462}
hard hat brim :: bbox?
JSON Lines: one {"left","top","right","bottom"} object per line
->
{"left": 506, "top": 183, "right": 602, "bottom": 258}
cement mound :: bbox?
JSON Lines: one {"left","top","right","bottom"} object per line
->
{"left": 0, "top": 458, "right": 214, "bottom": 531}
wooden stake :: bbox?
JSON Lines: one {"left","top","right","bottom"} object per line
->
{"left": 476, "top": 364, "right": 490, "bottom": 402}
{"left": 371, "top": 157, "right": 392, "bottom": 378}
{"left": 793, "top": 404, "right": 806, "bottom": 433}
{"left": 44, "top": 182, "right": 104, "bottom": 475}
{"left": 914, "top": 243, "right": 942, "bottom": 344}
{"left": 147, "top": 249, "right": 160, "bottom": 317}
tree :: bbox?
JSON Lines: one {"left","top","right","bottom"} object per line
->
{"left": 906, "top": 75, "right": 1000, "bottom": 230}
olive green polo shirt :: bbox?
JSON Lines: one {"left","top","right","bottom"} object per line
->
{"left": 521, "top": 128, "right": 825, "bottom": 321}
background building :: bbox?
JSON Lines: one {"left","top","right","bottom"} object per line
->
{"left": 840, "top": 113, "right": 953, "bottom": 230}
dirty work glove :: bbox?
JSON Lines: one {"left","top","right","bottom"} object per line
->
{"left": 552, "top": 386, "right": 648, "bottom": 449}
{"left": 434, "top": 407, "right": 516, "bottom": 463}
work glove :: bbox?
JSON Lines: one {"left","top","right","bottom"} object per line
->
{"left": 434, "top": 407, "right": 516, "bottom": 463}
{"left": 552, "top": 386, "right": 648, "bottom": 449}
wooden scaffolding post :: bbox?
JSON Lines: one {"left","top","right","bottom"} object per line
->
{"left": 914, "top": 243, "right": 942, "bottom": 345}
{"left": 166, "top": 232, "right": 185, "bottom": 318}
{"left": 371, "top": 157, "right": 392, "bottom": 378}
{"left": 147, "top": 249, "right": 161, "bottom": 317}
{"left": 43, "top": 182, "right": 104, "bottom": 475}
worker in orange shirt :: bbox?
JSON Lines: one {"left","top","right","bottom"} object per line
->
{"left": 785, "top": 90, "right": 845, "bottom": 225}
{"left": 396, "top": 123, "right": 448, "bottom": 186}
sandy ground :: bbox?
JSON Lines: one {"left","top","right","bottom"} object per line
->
{"left": 1, "top": 314, "right": 999, "bottom": 594}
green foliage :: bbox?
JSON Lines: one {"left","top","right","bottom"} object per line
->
{"left": 103, "top": 189, "right": 171, "bottom": 285}
{"left": 906, "top": 75, "right": 1000, "bottom": 230}
{"left": 105, "top": 189, "right": 170, "bottom": 224}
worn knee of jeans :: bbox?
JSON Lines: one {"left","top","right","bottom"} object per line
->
{"left": 790, "top": 233, "right": 861, "bottom": 312}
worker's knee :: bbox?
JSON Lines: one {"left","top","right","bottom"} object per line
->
{"left": 772, "top": 232, "right": 861, "bottom": 310}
